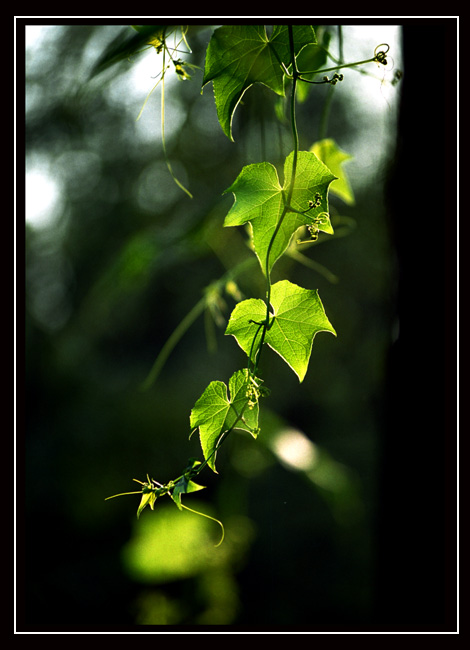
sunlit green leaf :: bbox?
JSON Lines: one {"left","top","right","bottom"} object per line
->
{"left": 202, "top": 25, "right": 316, "bottom": 140}
{"left": 170, "top": 459, "right": 206, "bottom": 509}
{"left": 171, "top": 476, "right": 206, "bottom": 510}
{"left": 310, "top": 139, "right": 355, "bottom": 205}
{"left": 224, "top": 150, "right": 336, "bottom": 274}
{"left": 225, "top": 280, "right": 336, "bottom": 381}
{"left": 190, "top": 369, "right": 260, "bottom": 472}
{"left": 137, "top": 487, "right": 157, "bottom": 519}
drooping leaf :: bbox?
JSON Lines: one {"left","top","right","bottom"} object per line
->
{"left": 223, "top": 150, "right": 336, "bottom": 274}
{"left": 170, "top": 459, "right": 206, "bottom": 509}
{"left": 225, "top": 279, "right": 336, "bottom": 381}
{"left": 171, "top": 477, "right": 206, "bottom": 510}
{"left": 189, "top": 369, "right": 260, "bottom": 472}
{"left": 310, "top": 139, "right": 355, "bottom": 205}
{"left": 136, "top": 486, "right": 158, "bottom": 519}
{"left": 202, "top": 25, "right": 316, "bottom": 140}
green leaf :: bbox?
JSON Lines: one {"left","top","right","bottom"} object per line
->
{"left": 225, "top": 280, "right": 336, "bottom": 381}
{"left": 190, "top": 369, "right": 260, "bottom": 472}
{"left": 170, "top": 459, "right": 206, "bottom": 509}
{"left": 202, "top": 25, "right": 316, "bottom": 140}
{"left": 310, "top": 139, "right": 355, "bottom": 205}
{"left": 223, "top": 150, "right": 337, "bottom": 274}
{"left": 171, "top": 477, "right": 206, "bottom": 510}
{"left": 223, "top": 161, "right": 282, "bottom": 228}
{"left": 136, "top": 486, "right": 158, "bottom": 519}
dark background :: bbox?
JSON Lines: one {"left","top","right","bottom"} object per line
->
{"left": 20, "top": 19, "right": 457, "bottom": 632}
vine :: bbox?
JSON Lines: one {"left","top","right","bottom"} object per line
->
{"left": 100, "top": 24, "right": 397, "bottom": 544}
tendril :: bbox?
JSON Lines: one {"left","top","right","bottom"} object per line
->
{"left": 296, "top": 198, "right": 330, "bottom": 245}
{"left": 374, "top": 43, "right": 390, "bottom": 66}
{"left": 179, "top": 503, "right": 225, "bottom": 547}
{"left": 299, "top": 72, "right": 344, "bottom": 86}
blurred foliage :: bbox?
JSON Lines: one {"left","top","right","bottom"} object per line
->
{"left": 23, "top": 23, "right": 409, "bottom": 630}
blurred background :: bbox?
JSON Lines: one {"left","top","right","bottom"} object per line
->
{"left": 21, "top": 20, "right": 456, "bottom": 631}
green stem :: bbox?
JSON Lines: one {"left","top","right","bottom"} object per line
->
{"left": 140, "top": 297, "right": 206, "bottom": 391}
{"left": 149, "top": 26, "right": 311, "bottom": 490}
{"left": 141, "top": 257, "right": 256, "bottom": 391}
{"left": 179, "top": 503, "right": 225, "bottom": 547}
{"left": 299, "top": 56, "right": 377, "bottom": 77}
{"left": 104, "top": 490, "right": 142, "bottom": 500}
{"left": 318, "top": 26, "right": 343, "bottom": 141}
{"left": 252, "top": 25, "right": 300, "bottom": 376}
{"left": 161, "top": 40, "right": 193, "bottom": 199}
{"left": 178, "top": 27, "right": 306, "bottom": 478}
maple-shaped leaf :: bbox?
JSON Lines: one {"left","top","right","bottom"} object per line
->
{"left": 224, "top": 150, "right": 337, "bottom": 274}
{"left": 310, "top": 139, "right": 355, "bottom": 205}
{"left": 225, "top": 279, "right": 336, "bottom": 382}
{"left": 190, "top": 369, "right": 260, "bottom": 472}
{"left": 202, "top": 25, "right": 316, "bottom": 140}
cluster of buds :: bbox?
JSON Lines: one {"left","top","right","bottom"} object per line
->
{"left": 308, "top": 192, "right": 322, "bottom": 209}
{"left": 323, "top": 72, "right": 344, "bottom": 85}
{"left": 245, "top": 374, "right": 270, "bottom": 409}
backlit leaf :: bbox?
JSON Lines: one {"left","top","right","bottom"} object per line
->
{"left": 137, "top": 488, "right": 157, "bottom": 519}
{"left": 310, "top": 139, "right": 355, "bottom": 205}
{"left": 224, "top": 150, "right": 336, "bottom": 274}
{"left": 189, "top": 369, "right": 260, "bottom": 472}
{"left": 202, "top": 25, "right": 316, "bottom": 140}
{"left": 225, "top": 279, "right": 336, "bottom": 381}
{"left": 171, "top": 477, "right": 206, "bottom": 510}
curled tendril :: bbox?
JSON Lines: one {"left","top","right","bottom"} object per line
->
{"left": 297, "top": 204, "right": 330, "bottom": 245}
{"left": 374, "top": 43, "right": 390, "bottom": 66}
{"left": 301, "top": 193, "right": 322, "bottom": 214}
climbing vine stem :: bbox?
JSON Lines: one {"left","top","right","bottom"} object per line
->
{"left": 318, "top": 26, "right": 343, "bottom": 140}
{"left": 254, "top": 25, "right": 300, "bottom": 376}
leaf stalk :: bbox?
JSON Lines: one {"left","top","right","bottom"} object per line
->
{"left": 253, "top": 25, "right": 300, "bottom": 376}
